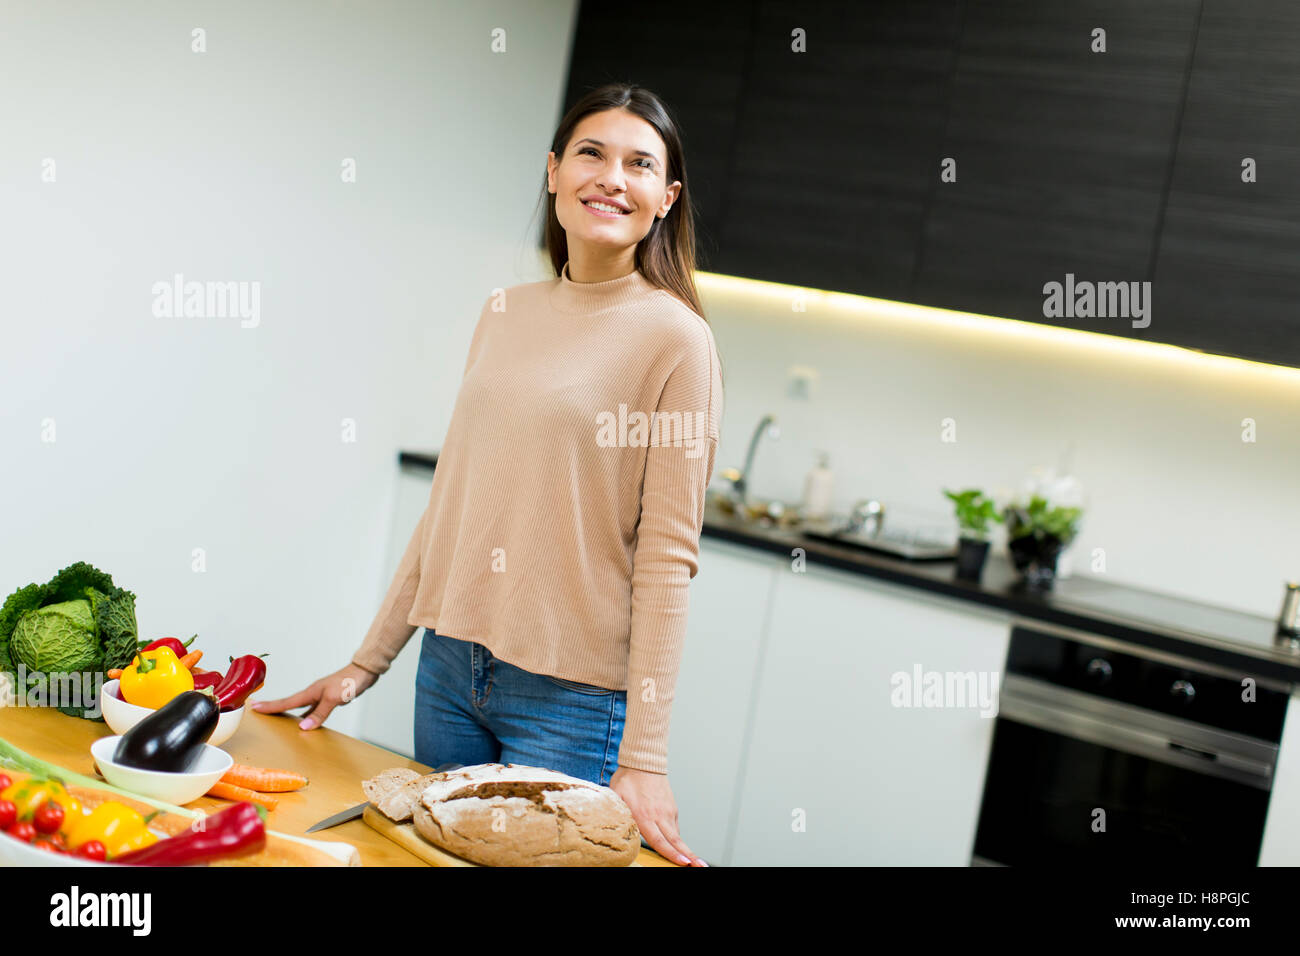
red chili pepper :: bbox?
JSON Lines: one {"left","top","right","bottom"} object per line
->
{"left": 112, "top": 802, "right": 266, "bottom": 866}
{"left": 137, "top": 634, "right": 197, "bottom": 659}
{"left": 191, "top": 671, "right": 224, "bottom": 693}
{"left": 215, "top": 654, "right": 268, "bottom": 712}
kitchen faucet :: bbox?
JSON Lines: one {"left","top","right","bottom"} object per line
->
{"left": 726, "top": 413, "right": 780, "bottom": 509}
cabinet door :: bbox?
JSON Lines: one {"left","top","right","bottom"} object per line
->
{"left": 1152, "top": 0, "right": 1300, "bottom": 368}
{"left": 731, "top": 562, "right": 1010, "bottom": 865}
{"left": 913, "top": 0, "right": 1199, "bottom": 332}
{"left": 716, "top": 0, "right": 960, "bottom": 301}
{"left": 1259, "top": 690, "right": 1300, "bottom": 865}
{"left": 668, "top": 537, "right": 784, "bottom": 865}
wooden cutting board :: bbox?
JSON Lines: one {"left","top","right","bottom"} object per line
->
{"left": 361, "top": 806, "right": 676, "bottom": 867}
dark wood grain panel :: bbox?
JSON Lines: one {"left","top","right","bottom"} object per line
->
{"left": 714, "top": 0, "right": 961, "bottom": 300}
{"left": 1152, "top": 0, "right": 1300, "bottom": 367}
{"left": 913, "top": 0, "right": 1199, "bottom": 334}
{"left": 561, "top": 1, "right": 1300, "bottom": 368}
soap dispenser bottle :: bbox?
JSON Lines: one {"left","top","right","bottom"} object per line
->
{"left": 802, "top": 450, "right": 834, "bottom": 521}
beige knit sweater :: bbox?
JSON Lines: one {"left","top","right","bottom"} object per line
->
{"left": 352, "top": 261, "right": 723, "bottom": 774}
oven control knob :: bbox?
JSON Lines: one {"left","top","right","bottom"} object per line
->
{"left": 1170, "top": 679, "right": 1196, "bottom": 702}
{"left": 1085, "top": 658, "right": 1112, "bottom": 682}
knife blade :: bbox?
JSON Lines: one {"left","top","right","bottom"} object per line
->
{"left": 305, "top": 801, "right": 368, "bottom": 833}
{"left": 306, "top": 762, "right": 466, "bottom": 833}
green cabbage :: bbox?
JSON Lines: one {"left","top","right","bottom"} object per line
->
{"left": 0, "top": 562, "right": 140, "bottom": 720}
{"left": 11, "top": 599, "right": 102, "bottom": 673}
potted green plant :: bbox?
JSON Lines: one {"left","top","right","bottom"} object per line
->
{"left": 1001, "top": 494, "right": 1083, "bottom": 590}
{"left": 943, "top": 489, "right": 1002, "bottom": 582}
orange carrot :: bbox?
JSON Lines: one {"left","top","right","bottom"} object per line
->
{"left": 220, "top": 764, "right": 308, "bottom": 793}
{"left": 179, "top": 650, "right": 203, "bottom": 670}
{"left": 206, "top": 781, "right": 278, "bottom": 811}
{"left": 191, "top": 666, "right": 207, "bottom": 675}
{"left": 106, "top": 668, "right": 123, "bottom": 680}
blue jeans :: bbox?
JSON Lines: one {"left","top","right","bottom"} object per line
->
{"left": 413, "top": 627, "right": 627, "bottom": 787}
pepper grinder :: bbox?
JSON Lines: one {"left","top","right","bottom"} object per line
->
{"left": 1276, "top": 581, "right": 1300, "bottom": 649}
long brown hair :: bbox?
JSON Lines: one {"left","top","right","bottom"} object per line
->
{"left": 541, "top": 84, "right": 707, "bottom": 322}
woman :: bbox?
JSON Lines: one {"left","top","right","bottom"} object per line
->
{"left": 254, "top": 84, "right": 722, "bottom": 868}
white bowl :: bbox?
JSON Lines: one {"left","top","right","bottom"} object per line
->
{"left": 99, "top": 678, "right": 243, "bottom": 746}
{"left": 90, "top": 735, "right": 233, "bottom": 805}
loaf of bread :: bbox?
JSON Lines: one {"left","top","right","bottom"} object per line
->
{"left": 363, "top": 763, "right": 640, "bottom": 867}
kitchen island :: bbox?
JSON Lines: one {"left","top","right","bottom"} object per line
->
{"left": 2, "top": 702, "right": 677, "bottom": 867}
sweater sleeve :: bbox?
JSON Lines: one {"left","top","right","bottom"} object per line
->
{"left": 616, "top": 323, "right": 722, "bottom": 774}
{"left": 351, "top": 300, "right": 492, "bottom": 676}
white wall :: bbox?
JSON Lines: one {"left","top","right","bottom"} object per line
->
{"left": 0, "top": 0, "right": 577, "bottom": 739}
{"left": 699, "top": 280, "right": 1300, "bottom": 620}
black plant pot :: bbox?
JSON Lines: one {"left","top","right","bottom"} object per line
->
{"left": 955, "top": 537, "right": 990, "bottom": 581}
{"left": 1008, "top": 534, "right": 1065, "bottom": 590}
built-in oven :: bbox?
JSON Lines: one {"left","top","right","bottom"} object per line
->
{"left": 972, "top": 619, "right": 1290, "bottom": 865}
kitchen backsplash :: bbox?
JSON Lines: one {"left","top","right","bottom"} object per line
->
{"left": 695, "top": 275, "right": 1300, "bottom": 620}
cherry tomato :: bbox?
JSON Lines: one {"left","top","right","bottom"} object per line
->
{"left": 7, "top": 820, "right": 36, "bottom": 843}
{"left": 0, "top": 799, "right": 15, "bottom": 830}
{"left": 47, "top": 831, "right": 68, "bottom": 850}
{"left": 33, "top": 801, "right": 64, "bottom": 835}
{"left": 33, "top": 839, "right": 63, "bottom": 853}
{"left": 0, "top": 773, "right": 11, "bottom": 791}
{"left": 76, "top": 840, "right": 107, "bottom": 861}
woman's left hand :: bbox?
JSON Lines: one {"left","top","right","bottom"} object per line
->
{"left": 609, "top": 766, "right": 708, "bottom": 866}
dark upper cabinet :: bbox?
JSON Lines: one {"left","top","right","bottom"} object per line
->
{"left": 912, "top": 0, "right": 1199, "bottom": 335}
{"left": 559, "top": 1, "right": 750, "bottom": 270}
{"left": 1151, "top": 0, "right": 1300, "bottom": 368}
{"left": 714, "top": 0, "right": 961, "bottom": 302}
{"left": 564, "top": 1, "right": 1300, "bottom": 368}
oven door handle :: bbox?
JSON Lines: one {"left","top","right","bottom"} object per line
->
{"left": 998, "top": 675, "right": 1276, "bottom": 790}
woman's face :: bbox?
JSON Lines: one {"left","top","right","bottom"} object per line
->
{"left": 547, "top": 109, "right": 681, "bottom": 253}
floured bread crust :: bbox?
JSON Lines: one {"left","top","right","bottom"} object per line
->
{"left": 362, "top": 763, "right": 639, "bottom": 866}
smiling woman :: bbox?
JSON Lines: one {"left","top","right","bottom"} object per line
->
{"left": 255, "top": 84, "right": 722, "bottom": 868}
{"left": 541, "top": 85, "right": 709, "bottom": 320}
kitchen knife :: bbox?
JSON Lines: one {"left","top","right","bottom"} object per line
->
{"left": 305, "top": 801, "right": 367, "bottom": 833}
{"left": 306, "top": 762, "right": 466, "bottom": 833}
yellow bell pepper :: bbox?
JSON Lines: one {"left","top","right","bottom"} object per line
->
{"left": 119, "top": 646, "right": 194, "bottom": 709}
{"left": 66, "top": 801, "right": 159, "bottom": 858}
{"left": 1, "top": 777, "right": 82, "bottom": 836}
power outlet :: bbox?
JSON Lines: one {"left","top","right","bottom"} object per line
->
{"left": 787, "top": 365, "right": 819, "bottom": 400}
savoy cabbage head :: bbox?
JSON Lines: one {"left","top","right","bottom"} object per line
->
{"left": 0, "top": 562, "right": 140, "bottom": 719}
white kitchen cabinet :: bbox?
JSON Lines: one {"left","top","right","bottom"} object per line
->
{"left": 355, "top": 467, "right": 436, "bottom": 758}
{"left": 667, "top": 537, "right": 785, "bottom": 865}
{"left": 1258, "top": 690, "right": 1300, "bottom": 865}
{"left": 729, "top": 560, "right": 1011, "bottom": 866}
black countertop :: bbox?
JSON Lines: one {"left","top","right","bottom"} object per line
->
{"left": 398, "top": 450, "right": 1300, "bottom": 686}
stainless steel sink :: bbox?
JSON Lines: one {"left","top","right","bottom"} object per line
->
{"left": 800, "top": 516, "right": 958, "bottom": 562}
{"left": 706, "top": 488, "right": 807, "bottom": 531}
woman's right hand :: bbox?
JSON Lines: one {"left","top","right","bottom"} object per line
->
{"left": 251, "top": 663, "right": 379, "bottom": 730}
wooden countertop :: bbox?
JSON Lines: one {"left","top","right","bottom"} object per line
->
{"left": 2, "top": 703, "right": 676, "bottom": 867}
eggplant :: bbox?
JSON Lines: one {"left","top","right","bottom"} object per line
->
{"left": 113, "top": 690, "right": 220, "bottom": 772}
